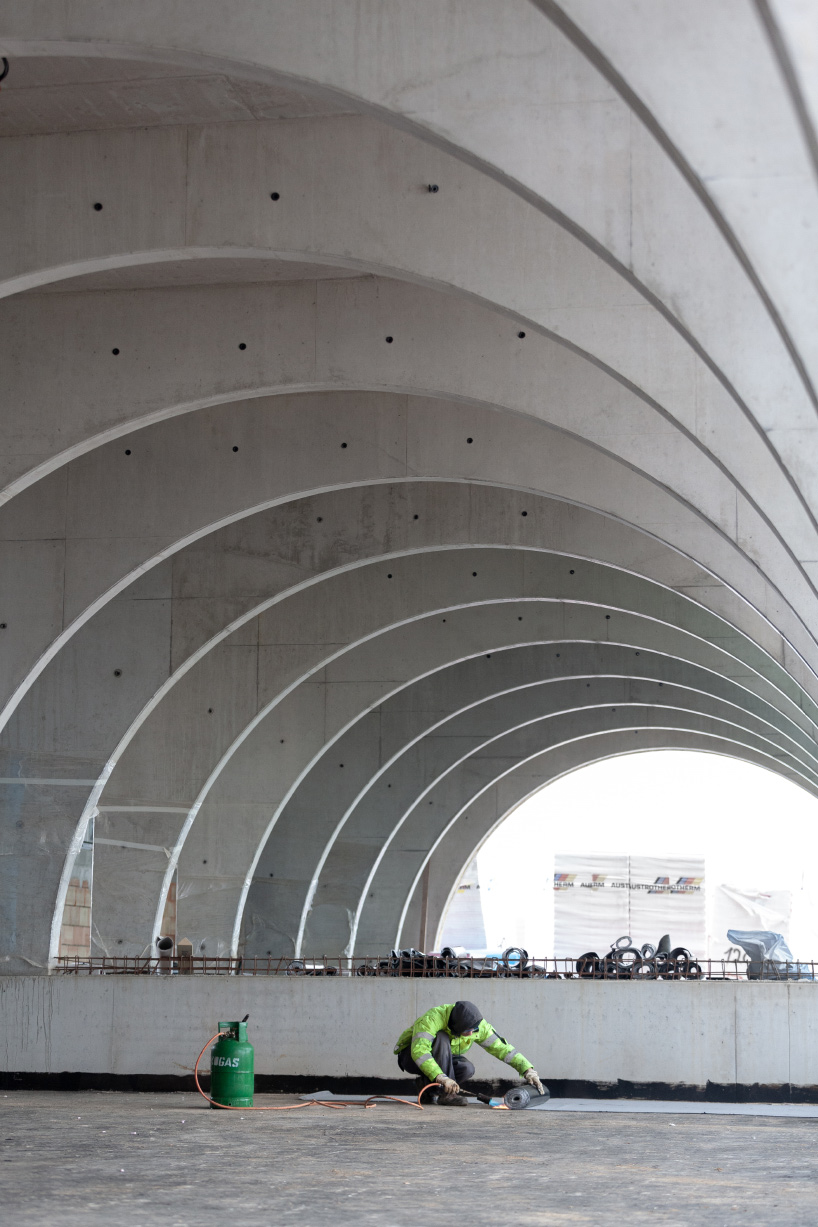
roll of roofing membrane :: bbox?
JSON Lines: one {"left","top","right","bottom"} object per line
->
{"left": 504, "top": 1085, "right": 551, "bottom": 1109}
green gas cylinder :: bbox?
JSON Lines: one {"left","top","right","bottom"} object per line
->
{"left": 210, "top": 1020, "right": 254, "bottom": 1108}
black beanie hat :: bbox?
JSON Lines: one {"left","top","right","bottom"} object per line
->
{"left": 449, "top": 1000, "right": 482, "bottom": 1034}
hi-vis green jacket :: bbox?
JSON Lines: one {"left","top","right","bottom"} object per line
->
{"left": 394, "top": 1003, "right": 533, "bottom": 1082}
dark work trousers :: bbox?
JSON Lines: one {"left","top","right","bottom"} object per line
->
{"left": 397, "top": 1030, "right": 476, "bottom": 1084}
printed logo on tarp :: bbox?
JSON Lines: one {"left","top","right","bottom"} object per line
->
{"left": 553, "top": 873, "right": 576, "bottom": 890}
{"left": 554, "top": 868, "right": 704, "bottom": 892}
{"left": 672, "top": 875, "right": 703, "bottom": 894}
{"left": 648, "top": 875, "right": 703, "bottom": 894}
{"left": 580, "top": 874, "right": 607, "bottom": 889}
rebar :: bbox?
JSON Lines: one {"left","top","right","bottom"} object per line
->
{"left": 52, "top": 954, "right": 817, "bottom": 979}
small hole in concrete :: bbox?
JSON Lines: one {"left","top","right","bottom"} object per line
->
{"left": 442, "top": 618, "right": 446, "bottom": 622}
{"left": 238, "top": 343, "right": 247, "bottom": 350}
{"left": 280, "top": 739, "right": 284, "bottom": 744}
{"left": 466, "top": 437, "right": 473, "bottom": 444}
{"left": 203, "top": 860, "right": 207, "bottom": 864}
{"left": 428, "top": 184, "right": 439, "bottom": 193}
{"left": 387, "top": 784, "right": 391, "bottom": 788}
{"left": 521, "top": 510, "right": 527, "bottom": 516}
{"left": 635, "top": 651, "right": 640, "bottom": 656}
{"left": 124, "top": 449, "right": 131, "bottom": 455}
{"left": 117, "top": 939, "right": 123, "bottom": 944}
{"left": 413, "top": 514, "right": 419, "bottom": 520}
{"left": 339, "top": 764, "right": 344, "bottom": 768}
{"left": 385, "top": 336, "right": 393, "bottom": 343}
{"left": 232, "top": 446, "right": 239, "bottom": 452}
{"left": 556, "top": 653, "right": 560, "bottom": 657}
{"left": 569, "top": 569, "right": 575, "bottom": 575}
{"left": 111, "top": 348, "right": 120, "bottom": 355}
{"left": 387, "top": 573, "right": 393, "bottom": 579}
{"left": 0, "top": 623, "right": 6, "bottom": 629}
{"left": 270, "top": 192, "right": 280, "bottom": 201}
{"left": 269, "top": 874, "right": 274, "bottom": 878}
{"left": 472, "top": 571, "right": 477, "bottom": 577}
{"left": 208, "top": 708, "right": 213, "bottom": 714}
{"left": 341, "top": 442, "right": 347, "bottom": 448}
{"left": 518, "top": 331, "right": 526, "bottom": 339}
{"left": 113, "top": 669, "right": 122, "bottom": 677}
{"left": 518, "top": 616, "right": 522, "bottom": 621}
{"left": 93, "top": 202, "right": 103, "bottom": 211}
{"left": 605, "top": 614, "right": 611, "bottom": 620}
{"left": 611, "top": 709, "right": 616, "bottom": 713}
{"left": 486, "top": 654, "right": 491, "bottom": 659}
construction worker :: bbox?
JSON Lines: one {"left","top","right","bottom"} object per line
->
{"left": 394, "top": 999, "right": 545, "bottom": 1106}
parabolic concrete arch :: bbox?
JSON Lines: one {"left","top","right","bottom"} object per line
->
{"left": 87, "top": 547, "right": 818, "bottom": 959}
{"left": 417, "top": 736, "right": 812, "bottom": 955}
{"left": 10, "top": 488, "right": 818, "bottom": 967}
{"left": 289, "top": 669, "right": 818, "bottom": 957}
{"left": 18, "top": 473, "right": 800, "bottom": 967}
{"left": 2, "top": 2, "right": 818, "bottom": 980}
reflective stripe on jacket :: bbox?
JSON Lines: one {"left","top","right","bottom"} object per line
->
{"left": 394, "top": 1002, "right": 533, "bottom": 1081}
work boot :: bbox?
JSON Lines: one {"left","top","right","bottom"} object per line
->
{"left": 436, "top": 1090, "right": 469, "bottom": 1106}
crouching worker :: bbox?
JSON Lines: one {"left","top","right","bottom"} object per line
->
{"left": 394, "top": 999, "right": 545, "bottom": 1106}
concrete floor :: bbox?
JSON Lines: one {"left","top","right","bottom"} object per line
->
{"left": 3, "top": 1092, "right": 818, "bottom": 1225}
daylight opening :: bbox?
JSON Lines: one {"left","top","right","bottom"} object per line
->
{"left": 438, "top": 751, "right": 818, "bottom": 961}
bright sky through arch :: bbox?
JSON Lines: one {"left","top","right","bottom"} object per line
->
{"left": 468, "top": 750, "right": 818, "bottom": 958}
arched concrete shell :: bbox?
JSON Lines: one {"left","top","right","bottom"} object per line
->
{"left": 415, "top": 732, "right": 808, "bottom": 954}
{"left": 1, "top": 3, "right": 818, "bottom": 969}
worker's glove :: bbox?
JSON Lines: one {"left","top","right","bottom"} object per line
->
{"left": 437, "top": 1075, "right": 460, "bottom": 1096}
{"left": 524, "top": 1069, "right": 545, "bottom": 1096}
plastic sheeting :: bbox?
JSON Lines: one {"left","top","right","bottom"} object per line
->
{"left": 726, "top": 929, "right": 814, "bottom": 979}
{"left": 554, "top": 854, "right": 705, "bottom": 957}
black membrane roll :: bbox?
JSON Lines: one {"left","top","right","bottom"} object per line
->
{"left": 504, "top": 1085, "right": 551, "bottom": 1109}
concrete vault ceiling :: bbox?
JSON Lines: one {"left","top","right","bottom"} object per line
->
{"left": 1, "top": 0, "right": 817, "bottom": 971}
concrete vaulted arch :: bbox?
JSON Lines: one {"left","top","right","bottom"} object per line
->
{"left": 3, "top": 470, "right": 816, "bottom": 969}
{"left": 271, "top": 663, "right": 818, "bottom": 958}
{"left": 417, "top": 733, "right": 812, "bottom": 954}
{"left": 2, "top": 1, "right": 818, "bottom": 977}
{"left": 87, "top": 540, "right": 818, "bottom": 960}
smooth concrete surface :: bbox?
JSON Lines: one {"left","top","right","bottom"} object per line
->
{"left": 4, "top": 1090, "right": 818, "bottom": 1227}
{"left": 4, "top": 977, "right": 818, "bottom": 1096}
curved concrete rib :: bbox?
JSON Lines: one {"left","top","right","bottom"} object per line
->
{"left": 411, "top": 733, "right": 810, "bottom": 952}
{"left": 365, "top": 706, "right": 818, "bottom": 958}
{"left": 52, "top": 523, "right": 818, "bottom": 967}
{"left": 139, "top": 546, "right": 818, "bottom": 957}
{"left": 2, "top": 116, "right": 813, "bottom": 596}
{"left": 0, "top": 467, "right": 788, "bottom": 967}
{"left": 2, "top": 1, "right": 815, "bottom": 515}
{"left": 3, "top": 354, "right": 818, "bottom": 736}
{"left": 267, "top": 652, "right": 818, "bottom": 956}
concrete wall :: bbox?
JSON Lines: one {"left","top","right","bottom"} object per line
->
{"left": 3, "top": 976, "right": 817, "bottom": 1097}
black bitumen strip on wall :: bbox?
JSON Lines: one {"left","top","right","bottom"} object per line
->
{"left": 3, "top": 1071, "right": 818, "bottom": 1103}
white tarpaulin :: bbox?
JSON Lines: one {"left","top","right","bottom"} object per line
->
{"left": 712, "top": 886, "right": 791, "bottom": 959}
{"left": 554, "top": 853, "right": 706, "bottom": 957}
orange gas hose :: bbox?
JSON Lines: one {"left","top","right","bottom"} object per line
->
{"left": 194, "top": 1031, "right": 438, "bottom": 1111}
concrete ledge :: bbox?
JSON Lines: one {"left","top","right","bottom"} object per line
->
{"left": 3, "top": 975, "right": 817, "bottom": 1098}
